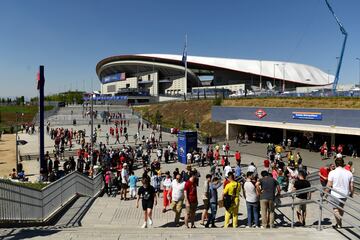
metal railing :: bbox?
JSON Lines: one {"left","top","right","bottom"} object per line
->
{"left": 0, "top": 171, "right": 103, "bottom": 223}
{"left": 304, "top": 172, "right": 360, "bottom": 192}
{"left": 277, "top": 186, "right": 360, "bottom": 231}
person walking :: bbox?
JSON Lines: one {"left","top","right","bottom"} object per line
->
{"left": 136, "top": 177, "right": 157, "bottom": 228}
{"left": 129, "top": 171, "right": 138, "bottom": 200}
{"left": 326, "top": 158, "right": 354, "bottom": 228}
{"left": 121, "top": 163, "right": 129, "bottom": 200}
{"left": 244, "top": 171, "right": 260, "bottom": 228}
{"left": 235, "top": 150, "right": 241, "bottom": 164}
{"left": 115, "top": 133, "right": 120, "bottom": 144}
{"left": 200, "top": 174, "right": 212, "bottom": 226}
{"left": 162, "top": 171, "right": 172, "bottom": 213}
{"left": 319, "top": 164, "right": 333, "bottom": 187}
{"left": 170, "top": 173, "right": 185, "bottom": 227}
{"left": 105, "top": 170, "right": 112, "bottom": 196}
{"left": 223, "top": 172, "right": 241, "bottom": 228}
{"left": 293, "top": 170, "right": 311, "bottom": 226}
{"left": 256, "top": 171, "right": 280, "bottom": 228}
{"left": 184, "top": 172, "right": 198, "bottom": 228}
{"left": 205, "top": 177, "right": 222, "bottom": 228}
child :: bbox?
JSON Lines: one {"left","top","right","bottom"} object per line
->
{"left": 136, "top": 178, "right": 157, "bottom": 228}
{"left": 129, "top": 171, "right": 138, "bottom": 199}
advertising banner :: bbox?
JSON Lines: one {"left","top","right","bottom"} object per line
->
{"left": 292, "top": 112, "right": 322, "bottom": 120}
{"left": 83, "top": 96, "right": 128, "bottom": 101}
{"left": 101, "top": 73, "right": 126, "bottom": 83}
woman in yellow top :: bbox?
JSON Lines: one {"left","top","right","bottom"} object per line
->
{"left": 223, "top": 172, "right": 241, "bottom": 228}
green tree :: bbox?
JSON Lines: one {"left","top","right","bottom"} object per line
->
{"left": 154, "top": 110, "right": 162, "bottom": 124}
{"left": 20, "top": 96, "right": 25, "bottom": 105}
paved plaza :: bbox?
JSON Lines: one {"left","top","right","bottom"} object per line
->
{"left": 2, "top": 104, "right": 358, "bottom": 239}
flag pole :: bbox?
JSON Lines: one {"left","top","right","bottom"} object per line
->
{"left": 184, "top": 34, "right": 188, "bottom": 96}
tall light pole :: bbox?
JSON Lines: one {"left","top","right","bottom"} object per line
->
{"left": 282, "top": 63, "right": 286, "bottom": 92}
{"left": 90, "top": 93, "right": 94, "bottom": 166}
{"left": 259, "top": 60, "right": 262, "bottom": 90}
{"left": 356, "top": 58, "right": 360, "bottom": 86}
{"left": 274, "top": 64, "right": 279, "bottom": 87}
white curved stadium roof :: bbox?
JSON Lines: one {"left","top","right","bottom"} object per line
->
{"left": 136, "top": 54, "right": 334, "bottom": 86}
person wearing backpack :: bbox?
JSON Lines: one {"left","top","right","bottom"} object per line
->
{"left": 223, "top": 172, "right": 241, "bottom": 228}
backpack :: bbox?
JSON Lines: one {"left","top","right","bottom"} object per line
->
{"left": 223, "top": 182, "right": 238, "bottom": 210}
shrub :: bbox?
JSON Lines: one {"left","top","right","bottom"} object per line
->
{"left": 213, "top": 97, "right": 223, "bottom": 106}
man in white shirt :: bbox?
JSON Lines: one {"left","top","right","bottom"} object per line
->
{"left": 186, "top": 152, "right": 192, "bottom": 164}
{"left": 326, "top": 158, "right": 354, "bottom": 228}
{"left": 157, "top": 148, "right": 162, "bottom": 161}
{"left": 170, "top": 174, "right": 185, "bottom": 227}
{"left": 224, "top": 162, "right": 232, "bottom": 178}
{"left": 247, "top": 162, "right": 257, "bottom": 175}
{"left": 222, "top": 143, "right": 226, "bottom": 155}
{"left": 121, "top": 163, "right": 129, "bottom": 200}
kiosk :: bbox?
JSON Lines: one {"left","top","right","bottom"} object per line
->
{"left": 177, "top": 131, "right": 198, "bottom": 164}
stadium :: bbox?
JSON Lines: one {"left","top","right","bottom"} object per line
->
{"left": 96, "top": 54, "right": 334, "bottom": 100}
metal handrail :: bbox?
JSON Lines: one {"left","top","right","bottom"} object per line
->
{"left": 277, "top": 185, "right": 360, "bottom": 231}
{"left": 0, "top": 171, "right": 103, "bottom": 223}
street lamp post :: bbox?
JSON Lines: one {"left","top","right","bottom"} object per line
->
{"left": 90, "top": 93, "right": 94, "bottom": 166}
{"left": 356, "top": 58, "right": 360, "bottom": 86}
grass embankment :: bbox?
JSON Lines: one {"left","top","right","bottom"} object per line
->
{"left": 223, "top": 97, "right": 360, "bottom": 109}
{"left": 135, "top": 100, "right": 226, "bottom": 138}
{"left": 0, "top": 105, "right": 54, "bottom": 132}
{"left": 1, "top": 179, "right": 48, "bottom": 190}
{"left": 134, "top": 97, "right": 360, "bottom": 139}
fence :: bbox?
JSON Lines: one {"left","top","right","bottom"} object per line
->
{"left": 32, "top": 101, "right": 60, "bottom": 124}
{"left": 0, "top": 171, "right": 103, "bottom": 223}
{"left": 278, "top": 185, "right": 360, "bottom": 231}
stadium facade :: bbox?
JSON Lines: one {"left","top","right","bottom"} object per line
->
{"left": 96, "top": 54, "right": 334, "bottom": 97}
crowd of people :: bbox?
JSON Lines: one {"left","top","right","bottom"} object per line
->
{"left": 8, "top": 106, "right": 356, "bottom": 230}
{"left": 101, "top": 137, "right": 355, "bottom": 229}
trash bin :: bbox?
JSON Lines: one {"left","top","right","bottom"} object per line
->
{"left": 73, "top": 119, "right": 76, "bottom": 125}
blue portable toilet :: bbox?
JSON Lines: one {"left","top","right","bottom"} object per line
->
{"left": 177, "top": 130, "right": 198, "bottom": 164}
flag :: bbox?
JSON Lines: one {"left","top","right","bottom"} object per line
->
{"left": 37, "top": 72, "right": 40, "bottom": 90}
{"left": 37, "top": 66, "right": 45, "bottom": 90}
{"left": 182, "top": 35, "right": 187, "bottom": 66}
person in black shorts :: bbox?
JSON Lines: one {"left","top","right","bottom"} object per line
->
{"left": 136, "top": 177, "right": 157, "bottom": 228}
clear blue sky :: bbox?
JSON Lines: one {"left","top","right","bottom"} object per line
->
{"left": 0, "top": 0, "right": 359, "bottom": 98}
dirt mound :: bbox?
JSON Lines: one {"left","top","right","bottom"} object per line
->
{"left": 0, "top": 134, "right": 16, "bottom": 178}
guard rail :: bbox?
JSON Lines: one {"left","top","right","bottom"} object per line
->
{"left": 0, "top": 171, "right": 103, "bottom": 223}
{"left": 277, "top": 185, "right": 360, "bottom": 231}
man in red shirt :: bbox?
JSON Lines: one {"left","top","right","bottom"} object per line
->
{"left": 319, "top": 163, "right": 334, "bottom": 187}
{"left": 235, "top": 150, "right": 241, "bottom": 164}
{"left": 264, "top": 159, "right": 270, "bottom": 172}
{"left": 184, "top": 172, "right": 198, "bottom": 228}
